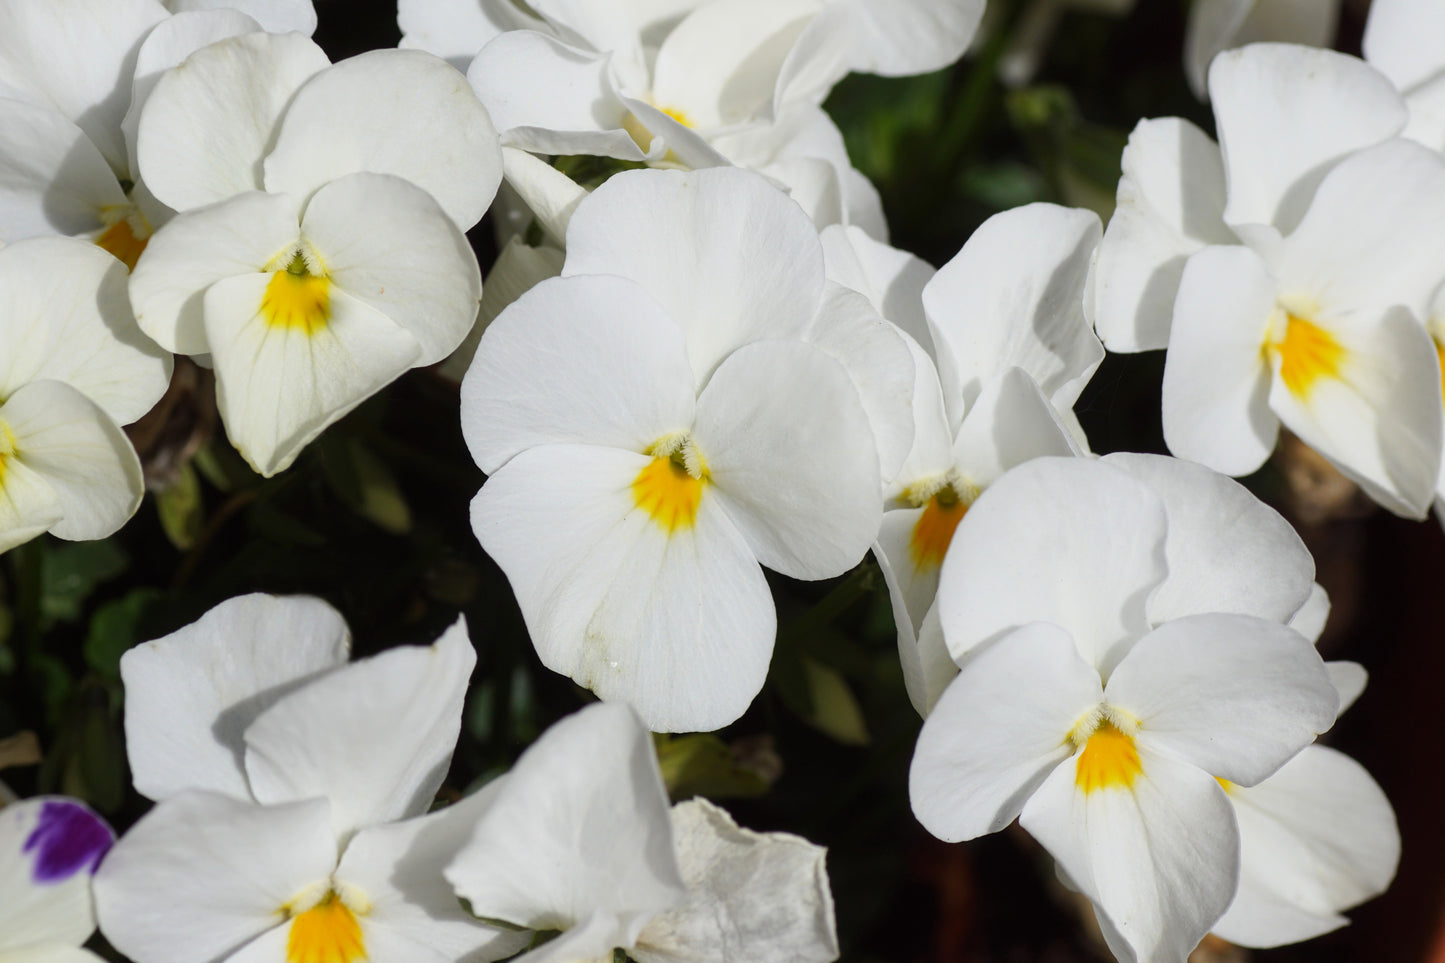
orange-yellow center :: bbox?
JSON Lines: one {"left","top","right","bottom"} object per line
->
{"left": 286, "top": 893, "right": 365, "bottom": 963}
{"left": 0, "top": 420, "right": 14, "bottom": 486}
{"left": 1270, "top": 314, "right": 1343, "bottom": 400}
{"left": 633, "top": 454, "right": 704, "bottom": 533}
{"left": 94, "top": 218, "right": 148, "bottom": 271}
{"left": 909, "top": 488, "right": 967, "bottom": 571}
{"left": 1433, "top": 334, "right": 1445, "bottom": 409}
{"left": 1074, "top": 720, "right": 1142, "bottom": 794}
{"left": 262, "top": 254, "right": 331, "bottom": 335}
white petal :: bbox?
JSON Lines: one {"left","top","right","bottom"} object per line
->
{"left": 886, "top": 337, "right": 954, "bottom": 502}
{"left": 1186, "top": 0, "right": 1339, "bottom": 100}
{"left": 1092, "top": 117, "right": 1233, "bottom": 352}
{"left": 923, "top": 203, "right": 1102, "bottom": 423}
{"left": 1160, "top": 244, "right": 1278, "bottom": 476}
{"left": 1103, "top": 452, "right": 1314, "bottom": 623}
{"left": 0, "top": 0, "right": 167, "bottom": 175}
{"left": 1327, "top": 662, "right": 1367, "bottom": 717}
{"left": 466, "top": 31, "right": 643, "bottom": 161}
{"left": 299, "top": 172, "right": 481, "bottom": 365}
{"left": 400, "top": 0, "right": 541, "bottom": 68}
{"left": 459, "top": 275, "right": 696, "bottom": 474}
{"left": 446, "top": 702, "right": 685, "bottom": 936}
{"left": 632, "top": 798, "right": 838, "bottom": 963}
{"left": 0, "top": 446, "right": 63, "bottom": 555}
{"left": 0, "top": 99, "right": 124, "bottom": 241}
{"left": 136, "top": 31, "right": 330, "bottom": 212}
{"left": 950, "top": 368, "right": 1081, "bottom": 487}
{"left": 1106, "top": 614, "right": 1337, "bottom": 785}
{"left": 820, "top": 224, "right": 935, "bottom": 347}
{"left": 119, "top": 592, "right": 350, "bottom": 802}
{"left": 92, "top": 792, "right": 335, "bottom": 963}
{"left": 0, "top": 798, "right": 112, "bottom": 950}
{"left": 265, "top": 50, "right": 501, "bottom": 230}
{"left": 335, "top": 785, "right": 530, "bottom": 963}
{"left": 0, "top": 236, "right": 171, "bottom": 424}
{"left": 0, "top": 380, "right": 142, "bottom": 542}
{"left": 129, "top": 189, "right": 303, "bottom": 356}
{"left": 936, "top": 457, "right": 1168, "bottom": 674}
{"left": 875, "top": 514, "right": 955, "bottom": 717}
{"left": 1021, "top": 748, "right": 1239, "bottom": 963}
{"left": 122, "top": 9, "right": 263, "bottom": 179}
{"left": 1266, "top": 305, "right": 1442, "bottom": 519}
{"left": 166, "top": 0, "right": 316, "bottom": 35}
{"left": 1287, "top": 582, "right": 1330, "bottom": 642}
{"left": 243, "top": 618, "right": 474, "bottom": 840}
{"left": 1213, "top": 745, "right": 1397, "bottom": 948}
{"left": 1363, "top": 0, "right": 1445, "bottom": 92}
{"left": 472, "top": 444, "right": 776, "bottom": 733}
{"left": 832, "top": 0, "right": 984, "bottom": 77}
{"left": 439, "top": 236, "right": 564, "bottom": 383}
{"left": 911, "top": 621, "right": 1102, "bottom": 842}
{"left": 499, "top": 146, "right": 589, "bottom": 247}
{"left": 1211, "top": 44, "right": 1405, "bottom": 233}
{"left": 562, "top": 167, "right": 824, "bottom": 388}
{"left": 695, "top": 340, "right": 881, "bottom": 580}
{"left": 203, "top": 275, "right": 421, "bottom": 477}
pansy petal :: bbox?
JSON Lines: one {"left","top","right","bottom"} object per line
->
{"left": 937, "top": 457, "right": 1168, "bottom": 673}
{"left": 0, "top": 380, "right": 142, "bottom": 542}
{"left": 632, "top": 798, "right": 838, "bottom": 963}
{"left": 400, "top": 0, "right": 542, "bottom": 68}
{"left": 446, "top": 702, "right": 686, "bottom": 935}
{"left": 1106, "top": 614, "right": 1337, "bottom": 786}
{"left": 472, "top": 444, "right": 776, "bottom": 732}
{"left": 1186, "top": 0, "right": 1339, "bottom": 100}
{"left": 0, "top": 0, "right": 167, "bottom": 175}
{"left": 1021, "top": 747, "right": 1239, "bottom": 963}
{"left": 1288, "top": 582, "right": 1329, "bottom": 642}
{"left": 167, "top": 0, "right": 316, "bottom": 35}
{"left": 265, "top": 50, "right": 501, "bottom": 230}
{"left": 911, "top": 621, "right": 1103, "bottom": 842}
{"left": 1092, "top": 117, "right": 1233, "bottom": 352}
{"left": 1213, "top": 745, "right": 1398, "bottom": 948}
{"left": 950, "top": 368, "right": 1080, "bottom": 488}
{"left": 0, "top": 236, "right": 171, "bottom": 424}
{"left": 887, "top": 337, "right": 955, "bottom": 502}
{"left": 129, "top": 189, "right": 303, "bottom": 356}
{"left": 695, "top": 340, "right": 881, "bottom": 580}
{"left": 439, "top": 236, "right": 565, "bottom": 383}
{"left": 0, "top": 98, "right": 124, "bottom": 241}
{"left": 300, "top": 172, "right": 480, "bottom": 365}
{"left": 0, "top": 452, "right": 62, "bottom": 555}
{"left": 203, "top": 275, "right": 421, "bottom": 477}
{"left": 499, "top": 146, "right": 588, "bottom": 247}
{"left": 137, "top": 31, "right": 330, "bottom": 212}
{"left": 923, "top": 203, "right": 1102, "bottom": 423}
{"left": 122, "top": 9, "right": 262, "bottom": 178}
{"left": 459, "top": 275, "right": 696, "bottom": 474}
{"left": 0, "top": 798, "right": 112, "bottom": 948}
{"left": 243, "top": 618, "right": 475, "bottom": 840}
{"left": 1161, "top": 244, "right": 1278, "bottom": 476}
{"left": 1266, "top": 305, "right": 1442, "bottom": 519}
{"left": 1103, "top": 452, "right": 1314, "bottom": 623}
{"left": 820, "top": 224, "right": 935, "bottom": 348}
{"left": 467, "top": 31, "right": 644, "bottom": 161}
{"left": 563, "top": 167, "right": 824, "bottom": 388}
{"left": 1327, "top": 662, "right": 1367, "bottom": 717}
{"left": 1211, "top": 44, "right": 1405, "bottom": 233}
{"left": 1363, "top": 0, "right": 1445, "bottom": 93}
{"left": 92, "top": 792, "right": 335, "bottom": 963}
{"left": 834, "top": 0, "right": 984, "bottom": 77}
{"left": 119, "top": 593, "right": 350, "bottom": 802}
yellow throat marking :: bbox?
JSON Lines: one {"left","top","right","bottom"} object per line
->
{"left": 262, "top": 250, "right": 331, "bottom": 335}
{"left": 94, "top": 216, "right": 149, "bottom": 272}
{"left": 1268, "top": 313, "right": 1343, "bottom": 400}
{"left": 633, "top": 435, "right": 707, "bottom": 534}
{"left": 0, "top": 420, "right": 15, "bottom": 486}
{"left": 286, "top": 892, "right": 365, "bottom": 963}
{"left": 1072, "top": 714, "right": 1142, "bottom": 794}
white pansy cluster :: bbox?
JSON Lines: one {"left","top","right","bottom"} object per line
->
{"left": 0, "top": 0, "right": 1428, "bottom": 961}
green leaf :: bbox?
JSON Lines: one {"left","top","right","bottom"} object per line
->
{"left": 655, "top": 732, "right": 772, "bottom": 800}
{"left": 156, "top": 461, "right": 205, "bottom": 551}
{"left": 777, "top": 655, "right": 870, "bottom": 746}
{"left": 321, "top": 436, "right": 412, "bottom": 535}
{"left": 84, "top": 588, "right": 161, "bottom": 679}
{"left": 40, "top": 540, "right": 128, "bottom": 624}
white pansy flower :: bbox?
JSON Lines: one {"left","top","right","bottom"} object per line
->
{"left": 0, "top": 236, "right": 172, "bottom": 551}
{"left": 462, "top": 167, "right": 905, "bottom": 731}
{"left": 0, "top": 796, "right": 115, "bottom": 963}
{"left": 913, "top": 456, "right": 1338, "bottom": 963}
{"left": 93, "top": 593, "right": 525, "bottom": 963}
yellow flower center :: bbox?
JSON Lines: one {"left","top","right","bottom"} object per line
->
{"left": 286, "top": 892, "right": 365, "bottom": 963}
{"left": 633, "top": 434, "right": 707, "bottom": 534}
{"left": 1072, "top": 714, "right": 1142, "bottom": 794}
{"left": 1268, "top": 312, "right": 1343, "bottom": 400}
{"left": 905, "top": 476, "right": 980, "bottom": 572}
{"left": 94, "top": 216, "right": 149, "bottom": 272}
{"left": 262, "top": 250, "right": 331, "bottom": 335}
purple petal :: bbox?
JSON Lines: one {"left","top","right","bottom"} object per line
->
{"left": 23, "top": 799, "right": 114, "bottom": 883}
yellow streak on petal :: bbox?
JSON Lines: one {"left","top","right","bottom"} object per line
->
{"left": 0, "top": 420, "right": 14, "bottom": 486}
{"left": 1216, "top": 776, "right": 1234, "bottom": 795}
{"left": 908, "top": 488, "right": 967, "bottom": 572}
{"left": 1270, "top": 314, "right": 1344, "bottom": 400}
{"left": 262, "top": 268, "right": 331, "bottom": 335}
{"left": 94, "top": 218, "right": 148, "bottom": 272}
{"left": 286, "top": 893, "right": 365, "bottom": 963}
{"left": 1075, "top": 720, "right": 1142, "bottom": 794}
{"left": 659, "top": 106, "right": 692, "bottom": 128}
{"left": 633, "top": 455, "right": 704, "bottom": 533}
{"left": 1434, "top": 335, "right": 1445, "bottom": 409}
